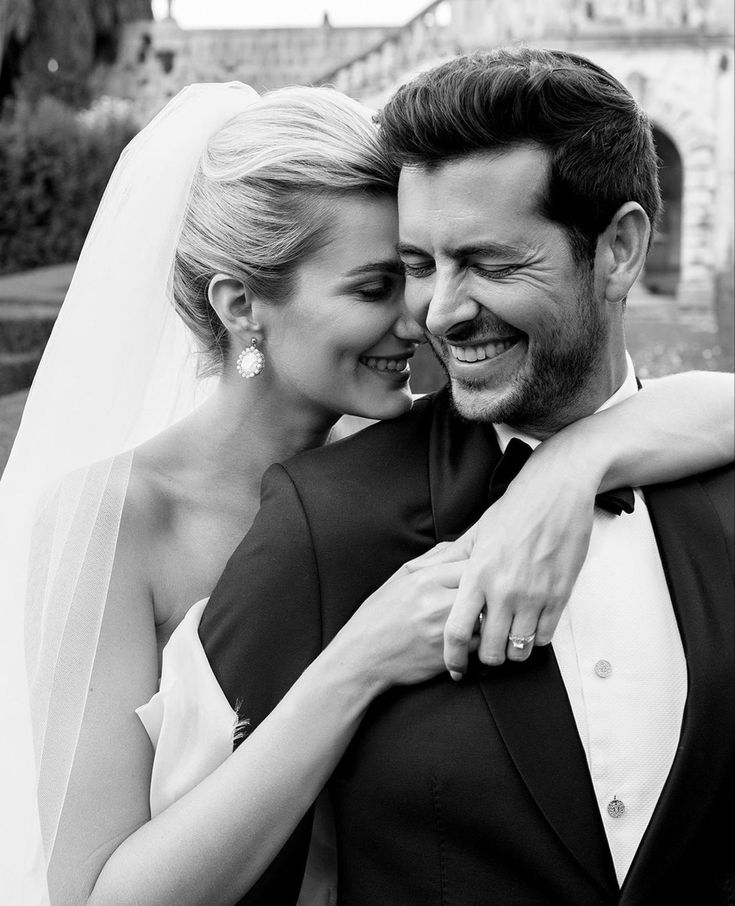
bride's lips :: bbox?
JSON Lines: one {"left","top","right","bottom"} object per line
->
{"left": 359, "top": 352, "right": 413, "bottom": 381}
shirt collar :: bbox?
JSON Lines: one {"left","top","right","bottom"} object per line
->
{"left": 494, "top": 352, "right": 638, "bottom": 453}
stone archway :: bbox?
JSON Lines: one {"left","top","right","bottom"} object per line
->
{"left": 643, "top": 126, "right": 683, "bottom": 296}
{"left": 621, "top": 59, "right": 721, "bottom": 315}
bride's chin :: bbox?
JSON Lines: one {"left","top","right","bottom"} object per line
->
{"left": 357, "top": 386, "right": 414, "bottom": 421}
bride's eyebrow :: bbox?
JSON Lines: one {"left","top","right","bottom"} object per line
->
{"left": 343, "top": 260, "right": 403, "bottom": 278}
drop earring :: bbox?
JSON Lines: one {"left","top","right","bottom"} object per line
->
{"left": 236, "top": 338, "right": 265, "bottom": 379}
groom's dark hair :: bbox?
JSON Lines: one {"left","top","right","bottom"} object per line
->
{"left": 377, "top": 46, "right": 661, "bottom": 265}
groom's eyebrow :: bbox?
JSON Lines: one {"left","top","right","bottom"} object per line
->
{"left": 396, "top": 242, "right": 426, "bottom": 257}
{"left": 451, "top": 241, "right": 526, "bottom": 259}
{"left": 397, "top": 241, "right": 526, "bottom": 259}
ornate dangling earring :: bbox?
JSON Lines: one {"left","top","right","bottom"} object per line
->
{"left": 236, "top": 338, "right": 265, "bottom": 379}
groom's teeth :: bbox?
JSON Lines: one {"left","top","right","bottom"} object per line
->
{"left": 360, "top": 356, "right": 409, "bottom": 372}
{"left": 448, "top": 339, "right": 516, "bottom": 363}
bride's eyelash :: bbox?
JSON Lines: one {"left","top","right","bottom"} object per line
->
{"left": 355, "top": 278, "right": 399, "bottom": 301}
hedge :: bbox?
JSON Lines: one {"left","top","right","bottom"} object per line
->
{"left": 0, "top": 95, "right": 140, "bottom": 275}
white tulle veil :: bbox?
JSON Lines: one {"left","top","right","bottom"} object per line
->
{"left": 0, "top": 81, "right": 260, "bottom": 900}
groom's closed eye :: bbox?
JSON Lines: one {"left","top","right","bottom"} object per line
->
{"left": 397, "top": 244, "right": 435, "bottom": 279}
{"left": 401, "top": 261, "right": 435, "bottom": 278}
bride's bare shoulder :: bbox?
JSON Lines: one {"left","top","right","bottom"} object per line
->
{"left": 108, "top": 426, "right": 193, "bottom": 610}
{"left": 124, "top": 422, "right": 192, "bottom": 534}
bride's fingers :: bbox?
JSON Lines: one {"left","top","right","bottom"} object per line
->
{"left": 403, "top": 542, "right": 467, "bottom": 573}
{"left": 443, "top": 585, "right": 487, "bottom": 680}
{"left": 534, "top": 606, "right": 558, "bottom": 647}
{"left": 477, "top": 603, "right": 513, "bottom": 667}
{"left": 401, "top": 542, "right": 451, "bottom": 572}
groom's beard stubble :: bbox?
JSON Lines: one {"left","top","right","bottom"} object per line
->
{"left": 425, "top": 285, "right": 609, "bottom": 434}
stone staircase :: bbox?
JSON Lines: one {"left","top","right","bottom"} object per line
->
{"left": 317, "top": 0, "right": 454, "bottom": 106}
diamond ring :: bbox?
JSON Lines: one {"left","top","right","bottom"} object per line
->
{"left": 473, "top": 610, "right": 486, "bottom": 634}
{"left": 508, "top": 633, "right": 536, "bottom": 649}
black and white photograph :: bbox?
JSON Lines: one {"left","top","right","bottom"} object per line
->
{"left": 1, "top": 1, "right": 733, "bottom": 903}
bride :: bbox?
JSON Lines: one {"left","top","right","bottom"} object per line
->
{"left": 0, "top": 82, "right": 732, "bottom": 905}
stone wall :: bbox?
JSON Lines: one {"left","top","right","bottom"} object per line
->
{"left": 99, "top": 17, "right": 398, "bottom": 114}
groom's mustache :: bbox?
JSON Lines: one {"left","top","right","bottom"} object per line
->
{"left": 428, "top": 316, "right": 524, "bottom": 345}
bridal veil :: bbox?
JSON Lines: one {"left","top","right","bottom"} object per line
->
{"left": 0, "top": 82, "right": 260, "bottom": 900}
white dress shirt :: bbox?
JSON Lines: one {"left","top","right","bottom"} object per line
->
{"left": 494, "top": 356, "right": 688, "bottom": 884}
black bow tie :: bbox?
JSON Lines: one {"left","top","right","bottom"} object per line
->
{"left": 488, "top": 437, "right": 635, "bottom": 515}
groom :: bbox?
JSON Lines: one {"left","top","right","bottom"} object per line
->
{"left": 200, "top": 48, "right": 734, "bottom": 904}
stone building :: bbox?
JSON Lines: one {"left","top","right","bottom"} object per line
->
{"left": 103, "top": 0, "right": 734, "bottom": 322}
{"left": 102, "top": 11, "right": 398, "bottom": 109}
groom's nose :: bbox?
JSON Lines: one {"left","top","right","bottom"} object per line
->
{"left": 425, "top": 271, "right": 479, "bottom": 339}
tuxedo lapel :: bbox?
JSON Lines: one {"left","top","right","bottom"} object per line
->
{"left": 620, "top": 475, "right": 735, "bottom": 901}
{"left": 427, "top": 391, "right": 502, "bottom": 541}
{"left": 427, "top": 394, "right": 618, "bottom": 896}
{"left": 476, "top": 650, "right": 620, "bottom": 896}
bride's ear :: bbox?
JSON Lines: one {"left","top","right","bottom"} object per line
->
{"left": 208, "top": 274, "right": 263, "bottom": 341}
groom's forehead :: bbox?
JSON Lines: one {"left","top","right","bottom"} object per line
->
{"left": 397, "top": 146, "right": 551, "bottom": 192}
{"left": 396, "top": 148, "right": 552, "bottom": 233}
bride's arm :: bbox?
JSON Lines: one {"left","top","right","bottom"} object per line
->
{"left": 50, "top": 506, "right": 463, "bottom": 906}
{"left": 564, "top": 369, "right": 734, "bottom": 487}
{"left": 442, "top": 369, "right": 734, "bottom": 676}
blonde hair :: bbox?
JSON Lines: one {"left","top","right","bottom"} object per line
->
{"left": 172, "top": 86, "right": 398, "bottom": 375}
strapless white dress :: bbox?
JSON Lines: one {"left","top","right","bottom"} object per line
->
{"left": 137, "top": 599, "right": 337, "bottom": 906}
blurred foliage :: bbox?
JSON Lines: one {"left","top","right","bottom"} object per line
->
{"left": 1, "top": 0, "right": 152, "bottom": 109}
{"left": 0, "top": 94, "right": 140, "bottom": 274}
{"left": 0, "top": 0, "right": 33, "bottom": 51}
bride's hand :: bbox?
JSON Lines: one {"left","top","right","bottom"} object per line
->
{"left": 333, "top": 547, "right": 474, "bottom": 694}
{"left": 442, "top": 442, "right": 599, "bottom": 677}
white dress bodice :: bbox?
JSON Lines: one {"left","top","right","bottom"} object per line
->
{"left": 137, "top": 599, "right": 337, "bottom": 906}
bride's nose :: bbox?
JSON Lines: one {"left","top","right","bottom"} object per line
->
{"left": 392, "top": 307, "right": 426, "bottom": 345}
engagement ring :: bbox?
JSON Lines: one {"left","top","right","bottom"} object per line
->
{"left": 508, "top": 633, "right": 536, "bottom": 649}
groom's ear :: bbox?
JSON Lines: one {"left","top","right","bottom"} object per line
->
{"left": 208, "top": 274, "right": 263, "bottom": 339}
{"left": 595, "top": 201, "right": 650, "bottom": 306}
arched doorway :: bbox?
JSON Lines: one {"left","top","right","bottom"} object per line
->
{"left": 643, "top": 126, "right": 683, "bottom": 295}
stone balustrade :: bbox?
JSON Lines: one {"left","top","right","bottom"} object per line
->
{"left": 318, "top": 1, "right": 454, "bottom": 98}
{"left": 319, "top": 0, "right": 731, "bottom": 102}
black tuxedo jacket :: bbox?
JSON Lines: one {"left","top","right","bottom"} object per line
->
{"left": 200, "top": 388, "right": 735, "bottom": 906}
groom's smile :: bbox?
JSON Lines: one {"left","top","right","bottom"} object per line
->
{"left": 446, "top": 336, "right": 520, "bottom": 364}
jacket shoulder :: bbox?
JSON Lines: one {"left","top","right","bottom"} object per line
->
{"left": 698, "top": 462, "right": 734, "bottom": 545}
{"left": 647, "top": 462, "right": 734, "bottom": 572}
{"left": 282, "top": 391, "right": 441, "bottom": 489}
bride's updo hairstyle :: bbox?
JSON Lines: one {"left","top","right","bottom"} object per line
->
{"left": 173, "top": 86, "right": 398, "bottom": 375}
